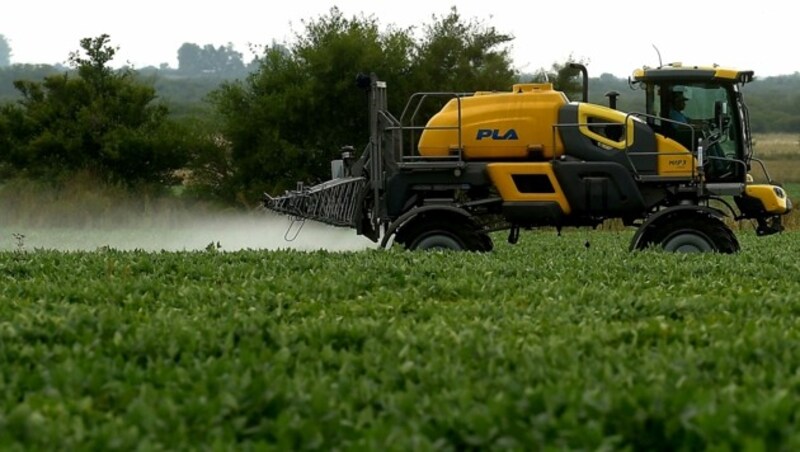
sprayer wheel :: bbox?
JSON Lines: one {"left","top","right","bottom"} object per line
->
{"left": 402, "top": 220, "right": 488, "bottom": 252}
{"left": 640, "top": 215, "right": 739, "bottom": 253}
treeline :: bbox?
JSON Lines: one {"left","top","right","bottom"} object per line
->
{"left": 4, "top": 59, "right": 797, "bottom": 134}
{"left": 1, "top": 8, "right": 798, "bottom": 210}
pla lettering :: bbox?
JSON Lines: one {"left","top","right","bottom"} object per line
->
{"left": 476, "top": 129, "right": 519, "bottom": 140}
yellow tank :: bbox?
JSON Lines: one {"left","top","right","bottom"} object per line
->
{"left": 418, "top": 83, "right": 568, "bottom": 159}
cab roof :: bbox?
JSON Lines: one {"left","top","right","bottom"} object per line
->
{"left": 632, "top": 63, "right": 754, "bottom": 84}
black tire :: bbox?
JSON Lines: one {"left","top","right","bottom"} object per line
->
{"left": 400, "top": 219, "right": 488, "bottom": 252}
{"left": 411, "top": 232, "right": 465, "bottom": 251}
{"left": 662, "top": 231, "right": 714, "bottom": 252}
{"left": 640, "top": 215, "right": 739, "bottom": 253}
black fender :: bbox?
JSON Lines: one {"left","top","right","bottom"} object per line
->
{"left": 379, "top": 205, "right": 476, "bottom": 249}
{"left": 629, "top": 205, "right": 728, "bottom": 251}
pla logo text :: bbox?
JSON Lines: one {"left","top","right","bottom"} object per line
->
{"left": 476, "top": 129, "right": 519, "bottom": 140}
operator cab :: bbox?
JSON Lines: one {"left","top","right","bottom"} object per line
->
{"left": 633, "top": 64, "right": 755, "bottom": 182}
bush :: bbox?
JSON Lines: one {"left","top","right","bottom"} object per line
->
{"left": 0, "top": 35, "right": 207, "bottom": 187}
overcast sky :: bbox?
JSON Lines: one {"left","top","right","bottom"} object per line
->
{"left": 2, "top": 0, "right": 797, "bottom": 78}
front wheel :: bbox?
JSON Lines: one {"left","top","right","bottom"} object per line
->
{"left": 635, "top": 215, "right": 739, "bottom": 253}
{"left": 662, "top": 230, "right": 715, "bottom": 252}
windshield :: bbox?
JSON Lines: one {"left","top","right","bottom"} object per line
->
{"left": 650, "top": 83, "right": 738, "bottom": 146}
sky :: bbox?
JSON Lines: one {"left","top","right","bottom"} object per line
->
{"left": 1, "top": 0, "right": 797, "bottom": 78}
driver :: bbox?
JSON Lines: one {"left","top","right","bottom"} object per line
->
{"left": 669, "top": 88, "right": 691, "bottom": 123}
{"left": 663, "top": 87, "right": 694, "bottom": 146}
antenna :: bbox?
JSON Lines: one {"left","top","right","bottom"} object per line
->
{"left": 652, "top": 44, "right": 663, "bottom": 67}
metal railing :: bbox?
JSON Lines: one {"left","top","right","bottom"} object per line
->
{"left": 389, "top": 91, "right": 473, "bottom": 165}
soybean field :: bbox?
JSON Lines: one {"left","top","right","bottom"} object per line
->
{"left": 2, "top": 229, "right": 800, "bottom": 449}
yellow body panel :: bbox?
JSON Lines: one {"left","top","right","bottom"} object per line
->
{"left": 576, "top": 104, "right": 635, "bottom": 149}
{"left": 570, "top": 103, "right": 695, "bottom": 178}
{"left": 486, "top": 163, "right": 570, "bottom": 214}
{"left": 655, "top": 135, "right": 695, "bottom": 176}
{"left": 745, "top": 184, "right": 790, "bottom": 214}
{"left": 418, "top": 83, "right": 567, "bottom": 159}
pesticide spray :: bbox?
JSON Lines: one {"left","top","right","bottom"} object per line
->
{"left": 0, "top": 206, "right": 375, "bottom": 253}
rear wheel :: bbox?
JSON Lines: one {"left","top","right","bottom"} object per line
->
{"left": 399, "top": 219, "right": 491, "bottom": 252}
{"left": 637, "top": 215, "right": 739, "bottom": 253}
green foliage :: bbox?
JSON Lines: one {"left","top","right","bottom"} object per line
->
{"left": 206, "top": 6, "right": 518, "bottom": 203}
{"left": 1, "top": 230, "right": 800, "bottom": 449}
{"left": 0, "top": 35, "right": 204, "bottom": 186}
{"left": 207, "top": 48, "right": 315, "bottom": 201}
{"left": 410, "top": 7, "right": 516, "bottom": 92}
{"left": 0, "top": 34, "right": 10, "bottom": 67}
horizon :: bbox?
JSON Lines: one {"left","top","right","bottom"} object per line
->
{"left": 3, "top": 37, "right": 798, "bottom": 80}
{"left": 2, "top": 0, "right": 799, "bottom": 79}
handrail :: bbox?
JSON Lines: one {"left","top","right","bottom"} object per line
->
{"left": 396, "top": 91, "right": 473, "bottom": 162}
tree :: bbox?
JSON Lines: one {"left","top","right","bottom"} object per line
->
{"left": 0, "top": 34, "right": 199, "bottom": 185}
{"left": 177, "top": 42, "right": 203, "bottom": 73}
{"left": 177, "top": 42, "right": 245, "bottom": 76}
{"left": 205, "top": 7, "right": 518, "bottom": 203}
{"left": 0, "top": 34, "right": 11, "bottom": 67}
{"left": 411, "top": 7, "right": 516, "bottom": 92}
{"left": 205, "top": 7, "right": 417, "bottom": 201}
